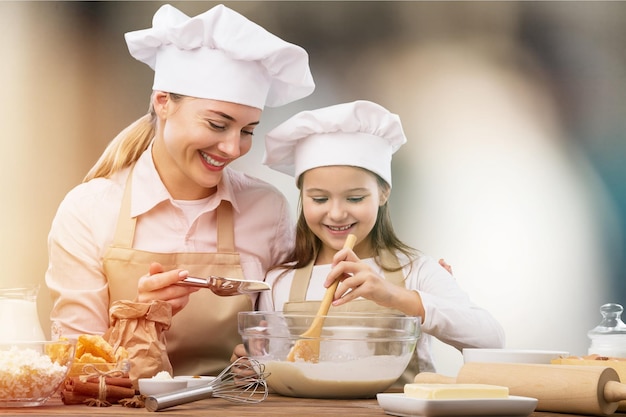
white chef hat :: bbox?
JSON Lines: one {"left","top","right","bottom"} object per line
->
{"left": 263, "top": 100, "right": 406, "bottom": 187}
{"left": 124, "top": 4, "right": 315, "bottom": 109}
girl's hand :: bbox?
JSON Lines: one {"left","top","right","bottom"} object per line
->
{"left": 229, "top": 344, "right": 259, "bottom": 380}
{"left": 136, "top": 262, "right": 200, "bottom": 315}
{"left": 324, "top": 250, "right": 425, "bottom": 318}
{"left": 325, "top": 257, "right": 397, "bottom": 308}
{"left": 322, "top": 246, "right": 361, "bottom": 295}
{"left": 230, "top": 343, "right": 248, "bottom": 362}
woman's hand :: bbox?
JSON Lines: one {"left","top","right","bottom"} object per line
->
{"left": 439, "top": 258, "right": 453, "bottom": 274}
{"left": 136, "top": 262, "right": 200, "bottom": 315}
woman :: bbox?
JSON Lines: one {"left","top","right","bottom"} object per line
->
{"left": 45, "top": 3, "right": 314, "bottom": 376}
{"left": 255, "top": 100, "right": 505, "bottom": 380}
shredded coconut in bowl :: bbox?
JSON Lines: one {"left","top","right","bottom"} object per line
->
{"left": 0, "top": 345, "right": 69, "bottom": 406}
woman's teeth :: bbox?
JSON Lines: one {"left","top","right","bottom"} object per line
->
{"left": 200, "top": 151, "right": 225, "bottom": 167}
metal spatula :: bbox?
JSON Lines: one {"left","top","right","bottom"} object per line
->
{"left": 176, "top": 276, "right": 271, "bottom": 296}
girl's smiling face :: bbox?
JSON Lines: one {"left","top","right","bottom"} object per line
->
{"left": 152, "top": 92, "right": 261, "bottom": 200}
{"left": 301, "top": 165, "right": 386, "bottom": 263}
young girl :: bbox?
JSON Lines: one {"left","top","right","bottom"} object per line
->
{"left": 257, "top": 100, "right": 505, "bottom": 378}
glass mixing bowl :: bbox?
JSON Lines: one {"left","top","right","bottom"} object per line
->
{"left": 0, "top": 340, "right": 76, "bottom": 407}
{"left": 238, "top": 311, "right": 420, "bottom": 398}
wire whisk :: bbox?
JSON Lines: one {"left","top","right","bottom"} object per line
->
{"left": 145, "top": 357, "right": 270, "bottom": 412}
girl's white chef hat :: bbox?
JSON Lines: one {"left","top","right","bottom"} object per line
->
{"left": 263, "top": 100, "right": 406, "bottom": 187}
{"left": 124, "top": 4, "right": 315, "bottom": 109}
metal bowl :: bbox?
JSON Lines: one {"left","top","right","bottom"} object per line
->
{"left": 238, "top": 311, "right": 420, "bottom": 399}
{"left": 0, "top": 340, "right": 76, "bottom": 407}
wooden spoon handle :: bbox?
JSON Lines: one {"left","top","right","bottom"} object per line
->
{"left": 317, "top": 234, "right": 357, "bottom": 313}
{"left": 286, "top": 234, "right": 358, "bottom": 362}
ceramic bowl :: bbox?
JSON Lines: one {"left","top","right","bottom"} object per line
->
{"left": 174, "top": 375, "right": 216, "bottom": 387}
{"left": 238, "top": 311, "right": 420, "bottom": 399}
{"left": 138, "top": 378, "right": 187, "bottom": 396}
{"left": 0, "top": 339, "right": 76, "bottom": 407}
{"left": 463, "top": 348, "right": 569, "bottom": 364}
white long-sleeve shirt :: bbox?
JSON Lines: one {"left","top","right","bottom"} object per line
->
{"left": 258, "top": 253, "right": 505, "bottom": 372}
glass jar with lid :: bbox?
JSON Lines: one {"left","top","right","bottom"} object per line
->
{"left": 588, "top": 303, "right": 626, "bottom": 358}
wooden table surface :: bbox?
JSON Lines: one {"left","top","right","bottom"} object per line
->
{"left": 3, "top": 395, "right": 626, "bottom": 417}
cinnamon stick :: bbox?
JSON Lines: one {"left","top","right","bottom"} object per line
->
{"left": 61, "top": 376, "right": 136, "bottom": 405}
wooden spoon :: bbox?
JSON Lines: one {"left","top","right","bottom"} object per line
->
{"left": 286, "top": 234, "right": 357, "bottom": 363}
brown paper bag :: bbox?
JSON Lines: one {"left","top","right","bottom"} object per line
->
{"left": 104, "top": 300, "right": 173, "bottom": 385}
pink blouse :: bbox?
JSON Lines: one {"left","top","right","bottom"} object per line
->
{"left": 46, "top": 145, "right": 294, "bottom": 337}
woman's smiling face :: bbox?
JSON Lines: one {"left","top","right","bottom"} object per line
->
{"left": 152, "top": 92, "right": 261, "bottom": 200}
{"left": 301, "top": 165, "right": 384, "bottom": 262}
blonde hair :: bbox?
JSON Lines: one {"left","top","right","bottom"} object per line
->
{"left": 83, "top": 93, "right": 184, "bottom": 182}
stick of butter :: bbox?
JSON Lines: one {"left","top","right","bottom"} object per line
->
{"left": 404, "top": 383, "right": 509, "bottom": 399}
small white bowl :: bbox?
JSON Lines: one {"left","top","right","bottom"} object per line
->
{"left": 174, "top": 375, "right": 216, "bottom": 387}
{"left": 463, "top": 348, "right": 569, "bottom": 364}
{"left": 138, "top": 378, "right": 187, "bottom": 396}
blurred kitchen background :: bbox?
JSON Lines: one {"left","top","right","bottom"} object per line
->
{"left": 1, "top": 1, "right": 624, "bottom": 375}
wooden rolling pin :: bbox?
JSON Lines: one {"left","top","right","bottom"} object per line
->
{"left": 414, "top": 362, "right": 626, "bottom": 416}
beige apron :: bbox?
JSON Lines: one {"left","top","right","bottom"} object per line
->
{"left": 283, "top": 250, "right": 419, "bottom": 384}
{"left": 104, "top": 170, "right": 252, "bottom": 376}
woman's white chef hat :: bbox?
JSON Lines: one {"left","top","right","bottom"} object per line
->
{"left": 124, "top": 4, "right": 315, "bottom": 109}
{"left": 263, "top": 100, "right": 406, "bottom": 187}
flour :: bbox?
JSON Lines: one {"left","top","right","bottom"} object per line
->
{"left": 264, "top": 354, "right": 409, "bottom": 398}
